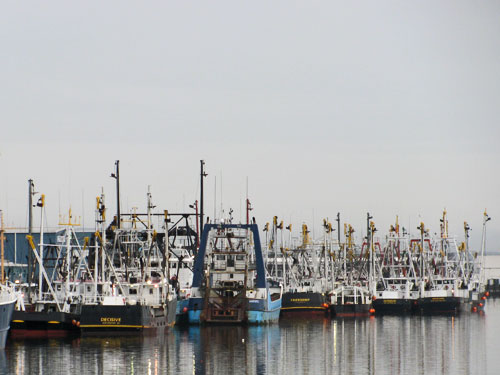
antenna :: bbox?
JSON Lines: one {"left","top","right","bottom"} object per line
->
{"left": 220, "top": 170, "right": 223, "bottom": 218}
{"left": 82, "top": 189, "right": 85, "bottom": 232}
{"left": 214, "top": 176, "right": 216, "bottom": 221}
{"left": 200, "top": 160, "right": 207, "bottom": 232}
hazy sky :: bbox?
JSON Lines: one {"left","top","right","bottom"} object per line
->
{"left": 1, "top": 1, "right": 499, "bottom": 252}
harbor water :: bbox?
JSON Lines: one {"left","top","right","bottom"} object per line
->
{"left": 1, "top": 299, "right": 499, "bottom": 374}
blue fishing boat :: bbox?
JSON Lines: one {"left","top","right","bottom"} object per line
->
{"left": 187, "top": 223, "right": 282, "bottom": 324}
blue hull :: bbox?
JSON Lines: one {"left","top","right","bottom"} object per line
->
{"left": 248, "top": 296, "right": 281, "bottom": 323}
{"left": 176, "top": 299, "right": 190, "bottom": 325}
{"left": 188, "top": 309, "right": 202, "bottom": 324}
{"left": 188, "top": 296, "right": 281, "bottom": 324}
{"left": 247, "top": 307, "right": 281, "bottom": 323}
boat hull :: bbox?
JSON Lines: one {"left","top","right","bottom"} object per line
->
{"left": 80, "top": 299, "right": 177, "bottom": 335}
{"left": 0, "top": 299, "right": 15, "bottom": 348}
{"left": 175, "top": 299, "right": 190, "bottom": 325}
{"left": 416, "top": 297, "right": 462, "bottom": 314}
{"left": 372, "top": 298, "right": 413, "bottom": 314}
{"left": 187, "top": 296, "right": 281, "bottom": 324}
{"left": 248, "top": 297, "right": 282, "bottom": 323}
{"left": 280, "top": 292, "right": 329, "bottom": 317}
{"left": 10, "top": 310, "right": 80, "bottom": 338}
{"left": 332, "top": 303, "right": 371, "bottom": 317}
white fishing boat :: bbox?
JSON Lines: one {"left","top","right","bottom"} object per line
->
{"left": 79, "top": 187, "right": 177, "bottom": 335}
{"left": 10, "top": 192, "right": 86, "bottom": 338}
{"left": 0, "top": 210, "right": 17, "bottom": 348}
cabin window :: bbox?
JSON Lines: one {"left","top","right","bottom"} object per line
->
{"left": 130, "top": 289, "right": 138, "bottom": 295}
{"left": 236, "top": 255, "right": 245, "bottom": 260}
{"left": 172, "top": 263, "right": 177, "bottom": 269}
{"left": 149, "top": 288, "right": 154, "bottom": 295}
{"left": 87, "top": 286, "right": 91, "bottom": 292}
{"left": 216, "top": 255, "right": 225, "bottom": 260}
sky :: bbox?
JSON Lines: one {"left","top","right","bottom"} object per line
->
{"left": 1, "top": 1, "right": 499, "bottom": 252}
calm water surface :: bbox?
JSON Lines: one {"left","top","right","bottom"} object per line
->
{"left": 2, "top": 299, "right": 500, "bottom": 375}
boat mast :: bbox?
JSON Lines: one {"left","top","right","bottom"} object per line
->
{"left": 463, "top": 221, "right": 471, "bottom": 281}
{"left": 200, "top": 160, "right": 207, "bottom": 235}
{"left": 366, "top": 213, "right": 373, "bottom": 294}
{"left": 38, "top": 194, "right": 45, "bottom": 301}
{"left": 111, "top": 160, "right": 121, "bottom": 229}
{"left": 164, "top": 210, "right": 170, "bottom": 284}
{"left": 146, "top": 186, "right": 153, "bottom": 281}
{"left": 27, "top": 179, "right": 35, "bottom": 302}
{"left": 480, "top": 210, "right": 491, "bottom": 285}
{"left": 417, "top": 222, "right": 426, "bottom": 292}
{"left": 147, "top": 186, "right": 152, "bottom": 243}
{"left": 100, "top": 190, "right": 107, "bottom": 283}
{"left": 94, "top": 194, "right": 100, "bottom": 299}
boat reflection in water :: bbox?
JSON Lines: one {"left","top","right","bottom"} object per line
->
{"left": 5, "top": 310, "right": 491, "bottom": 374}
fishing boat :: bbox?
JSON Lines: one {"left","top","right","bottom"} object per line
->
{"left": 330, "top": 220, "right": 371, "bottom": 317}
{"left": 0, "top": 285, "right": 16, "bottom": 348}
{"left": 330, "top": 285, "right": 371, "bottom": 317}
{"left": 79, "top": 188, "right": 177, "bottom": 335}
{"left": 187, "top": 223, "right": 282, "bottom": 324}
{"left": 417, "top": 210, "right": 491, "bottom": 314}
{"left": 0, "top": 211, "right": 17, "bottom": 348}
{"left": 462, "top": 213, "right": 490, "bottom": 313}
{"left": 278, "top": 223, "right": 330, "bottom": 317}
{"left": 415, "top": 213, "right": 465, "bottom": 314}
{"left": 162, "top": 212, "right": 198, "bottom": 325}
{"left": 10, "top": 191, "right": 83, "bottom": 338}
{"left": 371, "top": 218, "right": 418, "bottom": 314}
{"left": 169, "top": 247, "right": 194, "bottom": 325}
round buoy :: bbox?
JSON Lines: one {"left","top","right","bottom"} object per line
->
{"left": 369, "top": 308, "right": 375, "bottom": 314}
{"left": 482, "top": 296, "right": 486, "bottom": 300}
{"left": 322, "top": 303, "right": 329, "bottom": 308}
{"left": 472, "top": 307, "right": 477, "bottom": 312}
{"left": 479, "top": 303, "right": 483, "bottom": 307}
{"left": 183, "top": 307, "right": 188, "bottom": 313}
{"left": 76, "top": 321, "right": 80, "bottom": 327}
{"left": 486, "top": 291, "right": 490, "bottom": 297}
{"left": 72, "top": 319, "right": 76, "bottom": 326}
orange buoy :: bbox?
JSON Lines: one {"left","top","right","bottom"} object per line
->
{"left": 183, "top": 307, "right": 188, "bottom": 313}
{"left": 369, "top": 308, "right": 375, "bottom": 314}
{"left": 482, "top": 296, "right": 486, "bottom": 300}
{"left": 322, "top": 303, "right": 329, "bottom": 308}
{"left": 72, "top": 319, "right": 76, "bottom": 326}
{"left": 472, "top": 307, "right": 477, "bottom": 312}
{"left": 479, "top": 303, "right": 483, "bottom": 307}
{"left": 372, "top": 296, "right": 376, "bottom": 301}
{"left": 76, "top": 321, "right": 80, "bottom": 327}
